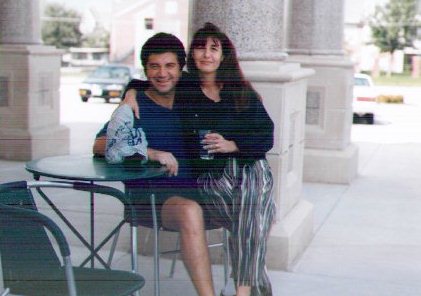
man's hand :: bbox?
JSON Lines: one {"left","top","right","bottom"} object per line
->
{"left": 120, "top": 89, "right": 140, "bottom": 119}
{"left": 148, "top": 148, "right": 179, "bottom": 176}
{"left": 93, "top": 135, "right": 106, "bottom": 156}
{"left": 203, "top": 133, "right": 239, "bottom": 154}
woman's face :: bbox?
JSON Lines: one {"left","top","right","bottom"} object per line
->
{"left": 193, "top": 37, "right": 223, "bottom": 75}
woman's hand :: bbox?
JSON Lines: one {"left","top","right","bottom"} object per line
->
{"left": 120, "top": 89, "right": 140, "bottom": 119}
{"left": 147, "top": 148, "right": 179, "bottom": 176}
{"left": 203, "top": 133, "right": 239, "bottom": 154}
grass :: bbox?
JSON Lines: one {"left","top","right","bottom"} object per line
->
{"left": 370, "top": 73, "right": 421, "bottom": 87}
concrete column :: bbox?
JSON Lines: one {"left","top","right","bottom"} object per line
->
{"left": 287, "top": 0, "right": 359, "bottom": 184}
{"left": 0, "top": 0, "right": 42, "bottom": 44}
{"left": 0, "top": 0, "right": 69, "bottom": 160}
{"left": 189, "top": 0, "right": 314, "bottom": 270}
{"left": 288, "top": 0, "right": 344, "bottom": 55}
{"left": 190, "top": 0, "right": 288, "bottom": 60}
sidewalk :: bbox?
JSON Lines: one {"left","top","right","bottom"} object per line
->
{"left": 290, "top": 141, "right": 421, "bottom": 296}
{"left": 2, "top": 99, "right": 421, "bottom": 295}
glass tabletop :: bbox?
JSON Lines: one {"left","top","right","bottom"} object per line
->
{"left": 25, "top": 154, "right": 167, "bottom": 182}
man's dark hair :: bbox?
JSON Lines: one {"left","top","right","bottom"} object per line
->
{"left": 140, "top": 32, "right": 186, "bottom": 70}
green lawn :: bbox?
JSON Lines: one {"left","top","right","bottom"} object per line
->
{"left": 372, "top": 73, "right": 421, "bottom": 86}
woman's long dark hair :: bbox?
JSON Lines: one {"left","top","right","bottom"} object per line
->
{"left": 187, "top": 22, "right": 261, "bottom": 111}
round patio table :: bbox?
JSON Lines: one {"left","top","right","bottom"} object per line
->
{"left": 25, "top": 153, "right": 166, "bottom": 274}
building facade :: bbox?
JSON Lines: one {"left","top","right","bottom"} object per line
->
{"left": 344, "top": 0, "right": 421, "bottom": 75}
{"left": 109, "top": 0, "right": 189, "bottom": 68}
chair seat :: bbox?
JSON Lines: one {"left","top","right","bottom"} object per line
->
{"left": 7, "top": 267, "right": 145, "bottom": 296}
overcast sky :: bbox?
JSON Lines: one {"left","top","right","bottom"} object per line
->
{"left": 43, "top": 0, "right": 113, "bottom": 13}
{"left": 344, "top": 0, "right": 388, "bottom": 22}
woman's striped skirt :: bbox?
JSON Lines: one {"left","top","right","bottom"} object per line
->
{"left": 198, "top": 158, "right": 276, "bottom": 296}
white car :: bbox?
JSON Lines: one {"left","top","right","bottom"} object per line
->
{"left": 353, "top": 73, "right": 378, "bottom": 124}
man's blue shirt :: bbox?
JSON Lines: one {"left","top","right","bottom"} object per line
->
{"left": 96, "top": 90, "right": 193, "bottom": 184}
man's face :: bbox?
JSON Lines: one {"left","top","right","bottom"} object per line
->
{"left": 145, "top": 52, "right": 181, "bottom": 95}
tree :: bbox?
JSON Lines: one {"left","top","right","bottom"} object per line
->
{"left": 42, "top": 3, "right": 82, "bottom": 48}
{"left": 81, "top": 27, "right": 110, "bottom": 48}
{"left": 369, "top": 0, "right": 420, "bottom": 75}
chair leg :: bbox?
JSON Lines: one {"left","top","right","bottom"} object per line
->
{"left": 130, "top": 226, "right": 138, "bottom": 273}
{"left": 131, "top": 226, "right": 141, "bottom": 296}
{"left": 107, "top": 228, "right": 120, "bottom": 267}
{"left": 168, "top": 234, "right": 180, "bottom": 278}
{"left": 221, "top": 229, "right": 236, "bottom": 296}
{"left": 63, "top": 256, "right": 77, "bottom": 296}
{"left": 151, "top": 194, "right": 160, "bottom": 296}
{"left": 223, "top": 229, "right": 229, "bottom": 285}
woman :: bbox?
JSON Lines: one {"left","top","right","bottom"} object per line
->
{"left": 183, "top": 22, "right": 275, "bottom": 296}
{"left": 123, "top": 23, "right": 275, "bottom": 296}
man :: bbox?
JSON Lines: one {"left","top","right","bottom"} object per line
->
{"left": 93, "top": 33, "right": 216, "bottom": 296}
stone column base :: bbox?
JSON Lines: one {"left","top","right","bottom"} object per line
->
{"left": 266, "top": 199, "right": 313, "bottom": 270}
{"left": 304, "top": 143, "right": 359, "bottom": 184}
{"left": 0, "top": 125, "right": 70, "bottom": 160}
{"left": 287, "top": 54, "right": 357, "bottom": 184}
{"left": 0, "top": 44, "right": 69, "bottom": 160}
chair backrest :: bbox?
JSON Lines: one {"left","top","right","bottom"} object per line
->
{"left": 0, "top": 181, "right": 62, "bottom": 284}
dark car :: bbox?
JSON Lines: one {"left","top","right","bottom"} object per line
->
{"left": 79, "top": 64, "right": 141, "bottom": 103}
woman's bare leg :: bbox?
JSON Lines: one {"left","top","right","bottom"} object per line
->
{"left": 161, "top": 196, "right": 215, "bottom": 296}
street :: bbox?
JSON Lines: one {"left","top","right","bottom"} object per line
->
{"left": 59, "top": 71, "right": 421, "bottom": 155}
{"left": 59, "top": 72, "right": 118, "bottom": 154}
{"left": 352, "top": 85, "right": 421, "bottom": 144}
{"left": 60, "top": 72, "right": 117, "bottom": 124}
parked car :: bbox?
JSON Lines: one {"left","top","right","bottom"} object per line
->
{"left": 353, "top": 73, "right": 378, "bottom": 124}
{"left": 79, "top": 64, "right": 141, "bottom": 103}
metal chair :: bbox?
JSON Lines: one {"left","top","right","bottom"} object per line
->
{"left": 126, "top": 184, "right": 230, "bottom": 296}
{"left": 0, "top": 180, "right": 145, "bottom": 296}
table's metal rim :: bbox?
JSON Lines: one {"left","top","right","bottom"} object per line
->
{"left": 25, "top": 154, "right": 167, "bottom": 182}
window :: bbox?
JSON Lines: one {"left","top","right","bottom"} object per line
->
{"left": 145, "top": 18, "right": 153, "bottom": 30}
{"left": 73, "top": 52, "right": 88, "bottom": 60}
{"left": 38, "top": 73, "right": 52, "bottom": 107}
{"left": 92, "top": 53, "right": 103, "bottom": 60}
{"left": 354, "top": 77, "right": 370, "bottom": 86}
{"left": 0, "top": 76, "right": 9, "bottom": 107}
